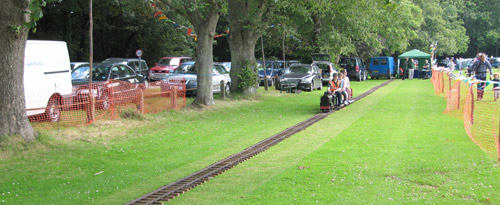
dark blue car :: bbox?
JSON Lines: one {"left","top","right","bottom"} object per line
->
{"left": 257, "top": 60, "right": 286, "bottom": 86}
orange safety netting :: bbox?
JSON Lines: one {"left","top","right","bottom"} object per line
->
{"left": 432, "top": 70, "right": 500, "bottom": 161}
{"left": 28, "top": 77, "right": 186, "bottom": 128}
{"left": 431, "top": 70, "right": 444, "bottom": 96}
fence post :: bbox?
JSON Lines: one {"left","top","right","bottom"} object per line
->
{"left": 110, "top": 83, "right": 115, "bottom": 119}
{"left": 220, "top": 80, "right": 226, "bottom": 99}
{"left": 86, "top": 95, "right": 95, "bottom": 124}
{"left": 275, "top": 74, "right": 280, "bottom": 90}
{"left": 139, "top": 89, "right": 144, "bottom": 114}
{"left": 171, "top": 88, "right": 177, "bottom": 110}
{"left": 457, "top": 81, "right": 460, "bottom": 109}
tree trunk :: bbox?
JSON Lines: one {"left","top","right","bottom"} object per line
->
{"left": 228, "top": 0, "right": 267, "bottom": 93}
{"left": 193, "top": 26, "right": 216, "bottom": 106}
{"left": 186, "top": 3, "right": 220, "bottom": 106}
{"left": 0, "top": 0, "right": 38, "bottom": 141}
{"left": 312, "top": 14, "right": 322, "bottom": 51}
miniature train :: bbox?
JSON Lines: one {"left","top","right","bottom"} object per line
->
{"left": 320, "top": 88, "right": 353, "bottom": 113}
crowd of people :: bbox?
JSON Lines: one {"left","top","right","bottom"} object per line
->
{"left": 400, "top": 57, "right": 431, "bottom": 80}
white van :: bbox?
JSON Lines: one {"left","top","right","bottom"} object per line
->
{"left": 24, "top": 40, "right": 72, "bottom": 122}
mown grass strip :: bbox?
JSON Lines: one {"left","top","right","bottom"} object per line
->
{"left": 0, "top": 80, "right": 385, "bottom": 204}
{"left": 170, "top": 80, "right": 500, "bottom": 204}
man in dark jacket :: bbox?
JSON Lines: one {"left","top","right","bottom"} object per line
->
{"left": 402, "top": 57, "right": 409, "bottom": 80}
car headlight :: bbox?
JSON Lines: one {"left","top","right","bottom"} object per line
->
{"left": 302, "top": 78, "right": 313, "bottom": 83}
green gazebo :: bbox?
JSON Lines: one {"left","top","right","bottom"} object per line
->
{"left": 398, "top": 49, "right": 432, "bottom": 70}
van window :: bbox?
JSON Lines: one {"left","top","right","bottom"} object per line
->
{"left": 373, "top": 59, "right": 379, "bottom": 65}
{"left": 381, "top": 59, "right": 388, "bottom": 65}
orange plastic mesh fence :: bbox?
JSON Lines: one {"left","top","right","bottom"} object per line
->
{"left": 463, "top": 85, "right": 500, "bottom": 160}
{"left": 432, "top": 70, "right": 444, "bottom": 95}
{"left": 28, "top": 77, "right": 186, "bottom": 129}
{"left": 433, "top": 70, "right": 500, "bottom": 161}
{"left": 443, "top": 79, "right": 469, "bottom": 120}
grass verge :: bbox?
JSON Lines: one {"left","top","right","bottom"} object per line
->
{"left": 0, "top": 80, "right": 385, "bottom": 204}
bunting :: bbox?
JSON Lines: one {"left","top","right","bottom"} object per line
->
{"left": 149, "top": 1, "right": 228, "bottom": 41}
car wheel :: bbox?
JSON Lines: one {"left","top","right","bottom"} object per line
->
{"left": 100, "top": 92, "right": 111, "bottom": 110}
{"left": 46, "top": 97, "right": 61, "bottom": 122}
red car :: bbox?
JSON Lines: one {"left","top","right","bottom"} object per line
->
{"left": 149, "top": 57, "right": 193, "bottom": 81}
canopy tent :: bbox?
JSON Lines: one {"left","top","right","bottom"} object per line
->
{"left": 398, "top": 49, "right": 432, "bottom": 70}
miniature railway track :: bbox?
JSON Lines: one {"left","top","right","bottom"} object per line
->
{"left": 126, "top": 79, "right": 394, "bottom": 205}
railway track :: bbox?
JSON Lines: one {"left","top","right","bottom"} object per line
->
{"left": 126, "top": 79, "right": 394, "bottom": 204}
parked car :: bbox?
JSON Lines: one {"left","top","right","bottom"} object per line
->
{"left": 437, "top": 59, "right": 449, "bottom": 67}
{"left": 338, "top": 57, "right": 368, "bottom": 81}
{"left": 280, "top": 64, "right": 322, "bottom": 91}
{"left": 101, "top": 58, "right": 149, "bottom": 81}
{"left": 312, "top": 53, "right": 337, "bottom": 84}
{"left": 24, "top": 40, "right": 73, "bottom": 122}
{"left": 369, "top": 56, "right": 394, "bottom": 79}
{"left": 165, "top": 62, "right": 231, "bottom": 96}
{"left": 71, "top": 63, "right": 146, "bottom": 110}
{"left": 490, "top": 57, "right": 500, "bottom": 68}
{"left": 258, "top": 63, "right": 275, "bottom": 86}
{"left": 258, "top": 60, "right": 286, "bottom": 77}
{"left": 70, "top": 62, "right": 89, "bottom": 70}
{"left": 149, "top": 57, "right": 193, "bottom": 81}
{"left": 220, "top": 62, "right": 231, "bottom": 72}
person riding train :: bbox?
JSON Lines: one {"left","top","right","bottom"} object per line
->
{"left": 328, "top": 73, "right": 343, "bottom": 109}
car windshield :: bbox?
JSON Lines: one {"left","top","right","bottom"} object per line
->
{"left": 72, "top": 65, "right": 110, "bottom": 82}
{"left": 158, "top": 58, "right": 180, "bottom": 66}
{"left": 173, "top": 64, "right": 196, "bottom": 74}
{"left": 288, "top": 66, "right": 310, "bottom": 74}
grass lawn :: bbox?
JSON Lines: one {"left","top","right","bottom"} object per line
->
{"left": 0, "top": 80, "right": 384, "bottom": 204}
{"left": 169, "top": 79, "right": 500, "bottom": 204}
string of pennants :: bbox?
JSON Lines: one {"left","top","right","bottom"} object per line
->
{"left": 148, "top": 1, "right": 302, "bottom": 42}
{"left": 149, "top": 2, "right": 228, "bottom": 41}
{"left": 445, "top": 69, "right": 500, "bottom": 89}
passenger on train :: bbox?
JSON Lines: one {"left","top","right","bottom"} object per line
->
{"left": 328, "top": 73, "right": 343, "bottom": 109}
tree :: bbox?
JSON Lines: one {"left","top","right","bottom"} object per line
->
{"left": 460, "top": 0, "right": 500, "bottom": 56}
{"left": 29, "top": 0, "right": 195, "bottom": 65}
{"left": 410, "top": 0, "right": 469, "bottom": 56}
{"left": 160, "top": 0, "right": 222, "bottom": 106}
{"left": 0, "top": 0, "right": 38, "bottom": 141}
{"left": 227, "top": 0, "right": 268, "bottom": 93}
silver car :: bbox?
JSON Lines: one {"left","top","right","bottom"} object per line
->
{"left": 165, "top": 62, "right": 231, "bottom": 96}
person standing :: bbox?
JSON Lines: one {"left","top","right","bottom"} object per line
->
{"left": 456, "top": 57, "right": 462, "bottom": 71}
{"left": 492, "top": 73, "right": 500, "bottom": 101}
{"left": 472, "top": 53, "right": 493, "bottom": 101}
{"left": 408, "top": 58, "right": 415, "bottom": 80}
{"left": 422, "top": 59, "right": 430, "bottom": 79}
{"left": 402, "top": 57, "right": 409, "bottom": 80}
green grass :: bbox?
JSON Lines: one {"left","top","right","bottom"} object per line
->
{"left": 0, "top": 80, "right": 384, "bottom": 204}
{"left": 169, "top": 80, "right": 500, "bottom": 204}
